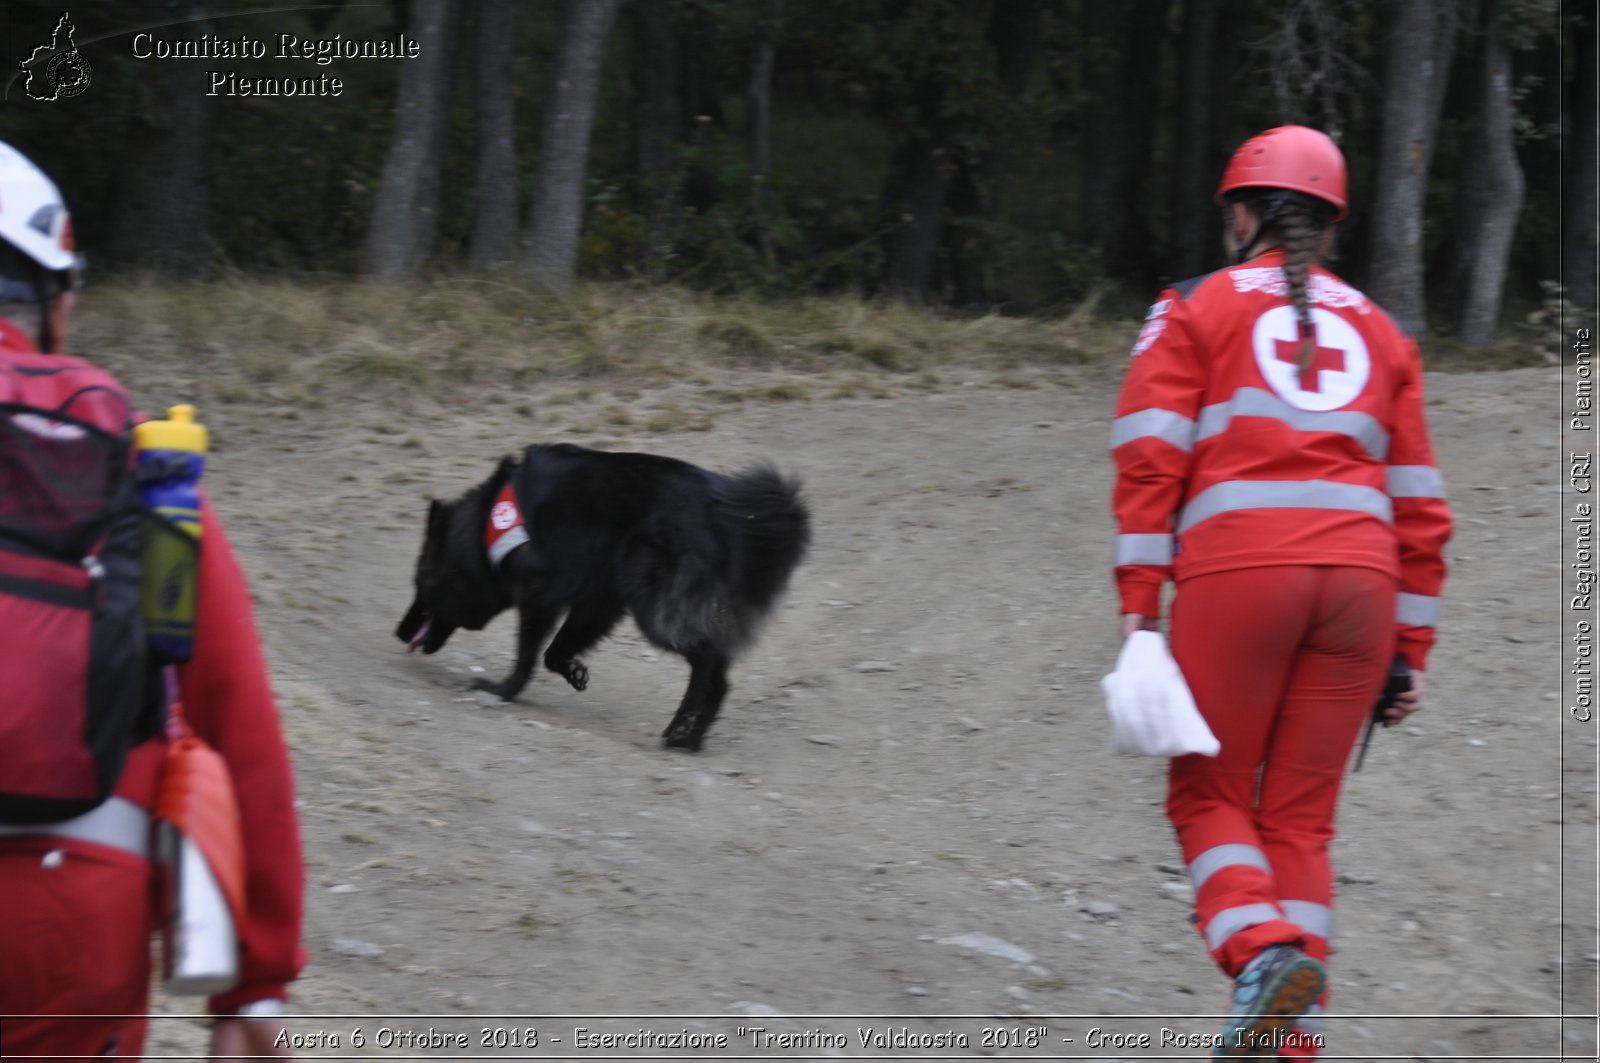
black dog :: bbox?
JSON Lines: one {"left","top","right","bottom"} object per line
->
{"left": 396, "top": 443, "right": 809, "bottom": 751}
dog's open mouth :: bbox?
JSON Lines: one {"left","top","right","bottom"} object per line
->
{"left": 406, "top": 618, "right": 432, "bottom": 654}
{"left": 397, "top": 600, "right": 447, "bottom": 654}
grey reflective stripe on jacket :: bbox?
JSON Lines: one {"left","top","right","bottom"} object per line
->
{"left": 1176, "top": 479, "right": 1394, "bottom": 535}
{"left": 1385, "top": 464, "right": 1447, "bottom": 498}
{"left": 1111, "top": 407, "right": 1197, "bottom": 453}
{"left": 1115, "top": 533, "right": 1174, "bottom": 566}
{"left": 1195, "top": 387, "right": 1391, "bottom": 461}
{"left": 1396, "top": 592, "right": 1441, "bottom": 628}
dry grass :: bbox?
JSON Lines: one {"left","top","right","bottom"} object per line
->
{"left": 70, "top": 273, "right": 1536, "bottom": 443}
{"left": 73, "top": 275, "right": 1125, "bottom": 412}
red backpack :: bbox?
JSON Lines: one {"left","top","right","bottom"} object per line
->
{"left": 0, "top": 349, "right": 157, "bottom": 824}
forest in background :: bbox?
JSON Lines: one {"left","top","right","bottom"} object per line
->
{"left": 2, "top": 0, "right": 1594, "bottom": 349}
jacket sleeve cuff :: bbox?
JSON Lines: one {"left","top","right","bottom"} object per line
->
{"left": 1396, "top": 626, "right": 1434, "bottom": 672}
{"left": 1117, "top": 574, "right": 1164, "bottom": 618}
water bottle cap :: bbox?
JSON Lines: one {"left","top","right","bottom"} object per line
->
{"left": 134, "top": 404, "right": 208, "bottom": 455}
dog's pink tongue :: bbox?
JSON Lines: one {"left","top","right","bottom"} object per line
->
{"left": 406, "top": 619, "right": 432, "bottom": 654}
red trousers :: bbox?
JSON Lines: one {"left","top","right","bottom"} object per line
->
{"left": 1167, "top": 565, "right": 1394, "bottom": 1050}
{"left": 0, "top": 838, "right": 153, "bottom": 1058}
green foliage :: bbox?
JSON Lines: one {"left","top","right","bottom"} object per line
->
{"left": 1, "top": 0, "right": 1564, "bottom": 336}
{"left": 672, "top": 134, "right": 792, "bottom": 290}
{"left": 1495, "top": 0, "right": 1560, "bottom": 50}
{"left": 581, "top": 180, "right": 650, "bottom": 277}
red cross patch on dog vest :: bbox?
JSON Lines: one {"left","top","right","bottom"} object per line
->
{"left": 485, "top": 481, "right": 529, "bottom": 566}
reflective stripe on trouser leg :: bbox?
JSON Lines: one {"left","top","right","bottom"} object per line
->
{"left": 1258, "top": 567, "right": 1390, "bottom": 1063}
{"left": 1280, "top": 887, "right": 1335, "bottom": 1058}
{"left": 1203, "top": 902, "right": 1287, "bottom": 951}
{"left": 1168, "top": 567, "right": 1320, "bottom": 975}
{"left": 1167, "top": 755, "right": 1306, "bottom": 974}
{"left": 1185, "top": 843, "right": 1289, "bottom": 956}
{"left": 1281, "top": 900, "right": 1333, "bottom": 942}
{"left": 1284, "top": 894, "right": 1334, "bottom": 1057}
{"left": 1188, "top": 842, "right": 1273, "bottom": 891}
{"left": 1167, "top": 566, "right": 1391, "bottom": 977}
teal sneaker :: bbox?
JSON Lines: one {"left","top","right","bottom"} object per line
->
{"left": 1211, "top": 945, "right": 1326, "bottom": 1059}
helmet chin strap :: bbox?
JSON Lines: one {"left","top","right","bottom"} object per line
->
{"left": 1229, "top": 208, "right": 1268, "bottom": 265}
{"left": 36, "top": 274, "right": 54, "bottom": 353}
{"left": 0, "top": 268, "right": 54, "bottom": 352}
{"left": 1230, "top": 193, "right": 1292, "bottom": 264}
{"left": 1232, "top": 222, "right": 1263, "bottom": 265}
{"left": 28, "top": 259, "right": 57, "bottom": 353}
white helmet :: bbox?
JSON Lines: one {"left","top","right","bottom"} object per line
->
{"left": 0, "top": 141, "right": 79, "bottom": 274}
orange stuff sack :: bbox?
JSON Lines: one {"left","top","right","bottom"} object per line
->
{"left": 152, "top": 734, "right": 246, "bottom": 926}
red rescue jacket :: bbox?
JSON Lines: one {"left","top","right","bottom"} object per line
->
{"left": 1111, "top": 250, "right": 1453, "bottom": 670}
{"left": 0, "top": 317, "right": 306, "bottom": 1011}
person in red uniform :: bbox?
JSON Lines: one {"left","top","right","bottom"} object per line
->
{"left": 1110, "top": 126, "right": 1452, "bottom": 1059}
{"left": 0, "top": 142, "right": 306, "bottom": 1058}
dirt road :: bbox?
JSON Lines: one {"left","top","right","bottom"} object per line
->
{"left": 145, "top": 364, "right": 1594, "bottom": 1061}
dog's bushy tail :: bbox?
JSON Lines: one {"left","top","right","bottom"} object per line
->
{"left": 713, "top": 464, "right": 810, "bottom": 619}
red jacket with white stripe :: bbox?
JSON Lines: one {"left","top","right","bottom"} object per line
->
{"left": 1111, "top": 250, "right": 1453, "bottom": 669}
{"left": 0, "top": 319, "right": 306, "bottom": 1013}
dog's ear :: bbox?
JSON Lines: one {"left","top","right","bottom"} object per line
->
{"left": 495, "top": 456, "right": 516, "bottom": 483}
{"left": 427, "top": 499, "right": 445, "bottom": 534}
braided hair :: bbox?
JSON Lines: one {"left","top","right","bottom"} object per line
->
{"left": 1228, "top": 190, "right": 1336, "bottom": 382}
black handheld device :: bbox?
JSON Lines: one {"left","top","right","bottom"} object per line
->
{"left": 1353, "top": 654, "right": 1412, "bottom": 773}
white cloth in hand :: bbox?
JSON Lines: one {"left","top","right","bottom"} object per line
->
{"left": 1101, "top": 630, "right": 1219, "bottom": 757}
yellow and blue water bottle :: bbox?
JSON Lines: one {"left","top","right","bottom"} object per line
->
{"left": 133, "top": 404, "right": 206, "bottom": 663}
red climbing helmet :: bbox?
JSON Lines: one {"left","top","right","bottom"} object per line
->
{"left": 1215, "top": 125, "right": 1348, "bottom": 221}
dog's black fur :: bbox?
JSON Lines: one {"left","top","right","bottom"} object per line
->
{"left": 396, "top": 443, "right": 809, "bottom": 751}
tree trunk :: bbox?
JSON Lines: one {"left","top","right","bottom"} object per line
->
{"left": 469, "top": 0, "right": 520, "bottom": 270}
{"left": 1077, "top": 3, "right": 1124, "bottom": 261}
{"left": 985, "top": 0, "right": 1043, "bottom": 198}
{"left": 1168, "top": 0, "right": 1221, "bottom": 281}
{"left": 881, "top": 0, "right": 995, "bottom": 303}
{"left": 1565, "top": 10, "right": 1598, "bottom": 311}
{"left": 1366, "top": 0, "right": 1455, "bottom": 334}
{"left": 882, "top": 138, "right": 957, "bottom": 302}
{"left": 949, "top": 0, "right": 1043, "bottom": 304}
{"left": 410, "top": 7, "right": 459, "bottom": 268}
{"left": 1456, "top": 3, "right": 1526, "bottom": 347}
{"left": 1113, "top": 0, "right": 1171, "bottom": 290}
{"left": 524, "top": 0, "right": 623, "bottom": 293}
{"left": 627, "top": 0, "right": 683, "bottom": 278}
{"left": 108, "top": 4, "right": 214, "bottom": 275}
{"left": 747, "top": 0, "right": 784, "bottom": 266}
{"left": 1074, "top": 0, "right": 1168, "bottom": 286}
{"left": 362, "top": 0, "right": 454, "bottom": 281}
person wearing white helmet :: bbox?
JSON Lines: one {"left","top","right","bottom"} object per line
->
{"left": 0, "top": 142, "right": 307, "bottom": 1059}
{"left": 0, "top": 141, "right": 83, "bottom": 354}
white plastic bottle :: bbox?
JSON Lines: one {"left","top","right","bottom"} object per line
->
{"left": 156, "top": 818, "right": 239, "bottom": 995}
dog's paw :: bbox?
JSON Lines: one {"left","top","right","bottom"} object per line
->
{"left": 563, "top": 659, "right": 590, "bottom": 692}
{"left": 470, "top": 677, "right": 514, "bottom": 701}
{"left": 661, "top": 724, "right": 703, "bottom": 752}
